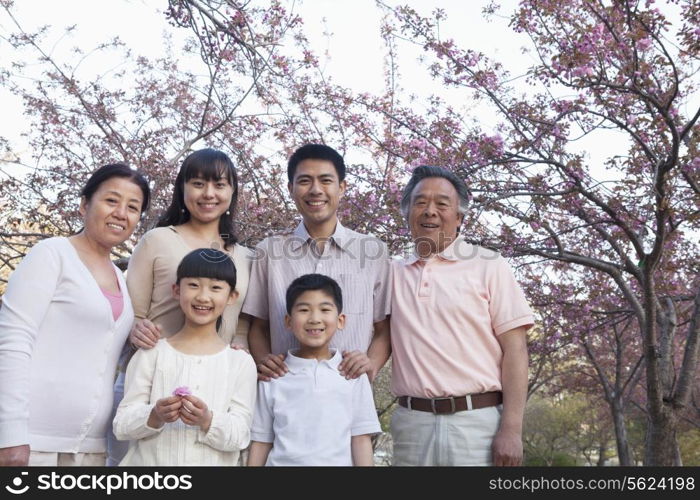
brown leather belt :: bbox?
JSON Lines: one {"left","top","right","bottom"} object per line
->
{"left": 398, "top": 391, "right": 503, "bottom": 414}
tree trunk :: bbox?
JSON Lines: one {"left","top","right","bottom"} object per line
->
{"left": 642, "top": 272, "right": 682, "bottom": 465}
{"left": 597, "top": 442, "right": 607, "bottom": 466}
{"left": 610, "top": 399, "right": 633, "bottom": 465}
{"left": 644, "top": 406, "right": 681, "bottom": 465}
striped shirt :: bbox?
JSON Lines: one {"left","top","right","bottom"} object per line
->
{"left": 242, "top": 221, "right": 390, "bottom": 355}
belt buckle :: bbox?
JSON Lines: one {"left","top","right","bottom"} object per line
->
{"left": 431, "top": 397, "right": 456, "bottom": 414}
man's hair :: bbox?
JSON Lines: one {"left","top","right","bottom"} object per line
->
{"left": 285, "top": 273, "right": 343, "bottom": 315}
{"left": 287, "top": 143, "right": 346, "bottom": 183}
{"left": 399, "top": 165, "right": 470, "bottom": 218}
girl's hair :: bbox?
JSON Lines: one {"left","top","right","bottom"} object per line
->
{"left": 157, "top": 149, "right": 239, "bottom": 249}
{"left": 176, "top": 248, "right": 237, "bottom": 289}
{"left": 176, "top": 248, "right": 237, "bottom": 332}
{"left": 81, "top": 163, "right": 151, "bottom": 213}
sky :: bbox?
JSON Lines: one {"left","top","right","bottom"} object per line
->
{"left": 0, "top": 0, "right": 528, "bottom": 159}
{"left": 1, "top": 0, "right": 694, "bottom": 184}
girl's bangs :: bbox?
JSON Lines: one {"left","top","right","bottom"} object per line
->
{"left": 177, "top": 249, "right": 237, "bottom": 288}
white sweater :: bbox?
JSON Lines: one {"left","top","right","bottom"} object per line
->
{"left": 114, "top": 340, "right": 257, "bottom": 466}
{"left": 0, "top": 237, "right": 133, "bottom": 452}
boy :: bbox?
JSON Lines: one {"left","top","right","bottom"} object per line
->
{"left": 247, "top": 274, "right": 381, "bottom": 466}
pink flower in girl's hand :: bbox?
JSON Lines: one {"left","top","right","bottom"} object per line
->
{"left": 172, "top": 386, "right": 191, "bottom": 397}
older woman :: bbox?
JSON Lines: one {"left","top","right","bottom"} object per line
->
{"left": 0, "top": 163, "right": 150, "bottom": 466}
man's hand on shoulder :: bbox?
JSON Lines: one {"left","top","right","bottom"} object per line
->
{"left": 256, "top": 353, "right": 288, "bottom": 381}
{"left": 339, "top": 350, "right": 372, "bottom": 380}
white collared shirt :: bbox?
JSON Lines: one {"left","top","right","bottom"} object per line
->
{"left": 251, "top": 349, "right": 381, "bottom": 466}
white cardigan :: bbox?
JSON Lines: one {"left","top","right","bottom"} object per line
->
{"left": 0, "top": 237, "right": 133, "bottom": 453}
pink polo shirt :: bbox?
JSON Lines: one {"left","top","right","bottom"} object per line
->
{"left": 389, "top": 237, "right": 534, "bottom": 398}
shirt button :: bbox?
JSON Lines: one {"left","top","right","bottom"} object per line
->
{"left": 423, "top": 283, "right": 428, "bottom": 287}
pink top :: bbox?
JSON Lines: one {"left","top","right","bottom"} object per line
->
{"left": 389, "top": 237, "right": 534, "bottom": 398}
{"left": 101, "top": 287, "right": 124, "bottom": 321}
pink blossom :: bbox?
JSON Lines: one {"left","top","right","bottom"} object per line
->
{"left": 637, "top": 38, "right": 652, "bottom": 51}
{"left": 173, "top": 386, "right": 192, "bottom": 397}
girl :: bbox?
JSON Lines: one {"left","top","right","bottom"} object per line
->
{"left": 0, "top": 163, "right": 150, "bottom": 466}
{"left": 113, "top": 249, "right": 257, "bottom": 466}
{"left": 108, "top": 148, "right": 253, "bottom": 464}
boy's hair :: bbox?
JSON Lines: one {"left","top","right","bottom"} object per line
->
{"left": 176, "top": 248, "right": 237, "bottom": 291}
{"left": 285, "top": 273, "right": 343, "bottom": 315}
{"left": 287, "top": 144, "right": 346, "bottom": 183}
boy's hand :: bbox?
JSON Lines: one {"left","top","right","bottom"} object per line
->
{"left": 339, "top": 350, "right": 372, "bottom": 380}
{"left": 149, "top": 396, "right": 182, "bottom": 428}
{"left": 256, "top": 353, "right": 288, "bottom": 381}
{"left": 179, "top": 395, "right": 213, "bottom": 433}
{"left": 129, "top": 318, "right": 162, "bottom": 349}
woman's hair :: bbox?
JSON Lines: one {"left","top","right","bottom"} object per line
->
{"left": 157, "top": 149, "right": 239, "bottom": 249}
{"left": 176, "top": 248, "right": 237, "bottom": 331}
{"left": 81, "top": 163, "right": 151, "bottom": 213}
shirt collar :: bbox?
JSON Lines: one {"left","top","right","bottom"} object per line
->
{"left": 403, "top": 236, "right": 464, "bottom": 266}
{"left": 286, "top": 348, "right": 341, "bottom": 373}
{"left": 290, "top": 220, "right": 352, "bottom": 252}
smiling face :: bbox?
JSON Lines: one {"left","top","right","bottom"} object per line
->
{"left": 174, "top": 276, "right": 238, "bottom": 328}
{"left": 79, "top": 176, "right": 144, "bottom": 250}
{"left": 408, "top": 177, "right": 463, "bottom": 257}
{"left": 285, "top": 289, "right": 346, "bottom": 356}
{"left": 288, "top": 159, "right": 346, "bottom": 235}
{"left": 183, "top": 175, "right": 234, "bottom": 225}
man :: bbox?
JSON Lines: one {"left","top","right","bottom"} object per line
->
{"left": 389, "top": 165, "right": 533, "bottom": 466}
{"left": 243, "top": 144, "right": 391, "bottom": 382}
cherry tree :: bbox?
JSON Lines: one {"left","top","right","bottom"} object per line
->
{"left": 0, "top": 0, "right": 315, "bottom": 278}
{"left": 360, "top": 0, "right": 698, "bottom": 465}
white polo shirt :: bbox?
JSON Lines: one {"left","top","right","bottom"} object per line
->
{"left": 251, "top": 349, "right": 381, "bottom": 466}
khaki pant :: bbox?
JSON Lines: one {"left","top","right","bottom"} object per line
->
{"left": 390, "top": 404, "right": 501, "bottom": 466}
{"left": 29, "top": 451, "right": 107, "bottom": 467}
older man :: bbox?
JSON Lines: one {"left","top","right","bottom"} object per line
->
{"left": 389, "top": 166, "right": 534, "bottom": 466}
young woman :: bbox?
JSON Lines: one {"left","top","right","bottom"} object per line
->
{"left": 0, "top": 164, "right": 150, "bottom": 466}
{"left": 107, "top": 148, "right": 253, "bottom": 465}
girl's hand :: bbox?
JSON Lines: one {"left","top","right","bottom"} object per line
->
{"left": 129, "top": 318, "right": 162, "bottom": 349}
{"left": 179, "top": 395, "right": 213, "bottom": 433}
{"left": 148, "top": 396, "right": 182, "bottom": 428}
